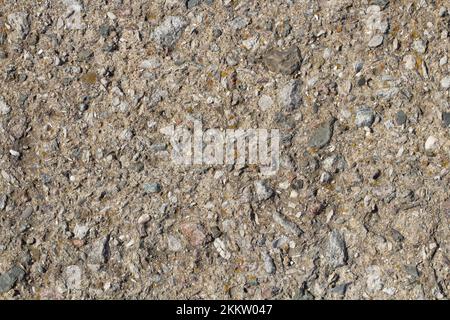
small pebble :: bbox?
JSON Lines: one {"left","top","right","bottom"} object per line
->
{"left": 254, "top": 180, "right": 274, "bottom": 202}
{"left": 395, "top": 110, "right": 407, "bottom": 126}
{"left": 425, "top": 136, "right": 438, "bottom": 153}
{"left": 263, "top": 46, "right": 302, "bottom": 75}
{"left": 0, "top": 98, "right": 11, "bottom": 115}
{"left": 441, "top": 76, "right": 450, "bottom": 89}
{"left": 258, "top": 95, "right": 273, "bottom": 111}
{"left": 0, "top": 266, "right": 26, "bottom": 293}
{"left": 442, "top": 112, "right": 450, "bottom": 128}
{"left": 355, "top": 107, "right": 375, "bottom": 128}
{"left": 308, "top": 119, "right": 334, "bottom": 149}
{"left": 368, "top": 35, "right": 384, "bottom": 48}
{"left": 143, "top": 183, "right": 162, "bottom": 193}
{"left": 137, "top": 213, "right": 151, "bottom": 224}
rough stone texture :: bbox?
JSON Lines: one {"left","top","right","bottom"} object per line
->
{"left": 308, "top": 120, "right": 334, "bottom": 149}
{"left": 278, "top": 80, "right": 302, "bottom": 111}
{"left": 326, "top": 230, "right": 348, "bottom": 269}
{"left": 254, "top": 180, "right": 274, "bottom": 202}
{"left": 263, "top": 46, "right": 302, "bottom": 75}
{"left": 0, "top": 98, "right": 11, "bottom": 115}
{"left": 355, "top": 107, "right": 375, "bottom": 128}
{"left": 87, "top": 236, "right": 110, "bottom": 265}
{"left": 0, "top": 266, "right": 25, "bottom": 293}
{"left": 151, "top": 16, "right": 187, "bottom": 49}
{"left": 272, "top": 212, "right": 303, "bottom": 237}
{"left": 0, "top": 0, "right": 449, "bottom": 301}
{"left": 368, "top": 35, "right": 384, "bottom": 48}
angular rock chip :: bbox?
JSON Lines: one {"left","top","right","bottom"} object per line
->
{"left": 272, "top": 212, "right": 303, "bottom": 236}
{"left": 262, "top": 252, "right": 276, "bottom": 274}
{"left": 368, "top": 35, "right": 384, "bottom": 48}
{"left": 278, "top": 79, "right": 302, "bottom": 111}
{"left": 143, "top": 182, "right": 162, "bottom": 193}
{"left": 263, "top": 46, "right": 302, "bottom": 75}
{"left": 88, "top": 236, "right": 110, "bottom": 264}
{"left": 0, "top": 194, "right": 7, "bottom": 210}
{"left": 0, "top": 98, "right": 11, "bottom": 115}
{"left": 254, "top": 180, "right": 274, "bottom": 202}
{"left": 214, "top": 238, "right": 231, "bottom": 259}
{"left": 355, "top": 107, "right": 375, "bottom": 127}
{"left": 308, "top": 119, "right": 334, "bottom": 149}
{"left": 180, "top": 223, "right": 206, "bottom": 247}
{"left": 442, "top": 112, "right": 450, "bottom": 128}
{"left": 0, "top": 265, "right": 26, "bottom": 293}
{"left": 7, "top": 12, "right": 30, "bottom": 40}
{"left": 441, "top": 76, "right": 450, "bottom": 89}
{"left": 326, "top": 230, "right": 348, "bottom": 269}
{"left": 151, "top": 16, "right": 188, "bottom": 49}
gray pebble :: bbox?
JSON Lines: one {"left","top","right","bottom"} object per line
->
{"left": 370, "top": 0, "right": 390, "bottom": 8}
{"left": 88, "top": 236, "right": 110, "bottom": 264}
{"left": 262, "top": 252, "right": 276, "bottom": 274}
{"left": 212, "top": 28, "right": 222, "bottom": 39}
{"left": 21, "top": 206, "right": 33, "bottom": 220}
{"left": 74, "top": 224, "right": 89, "bottom": 239}
{"left": 320, "top": 172, "right": 332, "bottom": 184}
{"left": 395, "top": 110, "right": 407, "bottom": 126}
{"left": 228, "top": 17, "right": 250, "bottom": 31}
{"left": 326, "top": 230, "right": 348, "bottom": 269}
{"left": 77, "top": 49, "right": 93, "bottom": 62}
{"left": 356, "top": 76, "right": 366, "bottom": 87}
{"left": 0, "top": 265, "right": 26, "bottom": 293}
{"left": 0, "top": 31, "right": 6, "bottom": 46}
{"left": 278, "top": 80, "right": 302, "bottom": 111}
{"left": 355, "top": 107, "right": 375, "bottom": 127}
{"left": 79, "top": 103, "right": 89, "bottom": 112}
{"left": 7, "top": 12, "right": 30, "bottom": 40}
{"left": 442, "top": 112, "right": 450, "bottom": 128}
{"left": 390, "top": 228, "right": 404, "bottom": 242}
{"left": 143, "top": 182, "right": 162, "bottom": 194}
{"left": 272, "top": 212, "right": 303, "bottom": 236}
{"left": 168, "top": 235, "right": 183, "bottom": 252}
{"left": 308, "top": 119, "right": 334, "bottom": 149}
{"left": 368, "top": 35, "right": 384, "bottom": 48}
{"left": 99, "top": 24, "right": 111, "bottom": 38}
{"left": 330, "top": 283, "right": 349, "bottom": 296}
{"left": 354, "top": 61, "right": 364, "bottom": 73}
{"left": 151, "top": 16, "right": 188, "bottom": 49}
{"left": 186, "top": 0, "right": 201, "bottom": 9}
{"left": 263, "top": 46, "right": 302, "bottom": 75}
{"left": 0, "top": 194, "right": 6, "bottom": 210}
{"left": 404, "top": 264, "right": 419, "bottom": 278}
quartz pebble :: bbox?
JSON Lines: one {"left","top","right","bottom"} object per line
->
{"left": 425, "top": 136, "right": 438, "bottom": 153}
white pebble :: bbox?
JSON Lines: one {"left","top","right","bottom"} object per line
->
{"left": 441, "top": 76, "right": 450, "bottom": 89}
{"left": 9, "top": 149, "right": 20, "bottom": 157}
{"left": 425, "top": 136, "right": 438, "bottom": 152}
{"left": 137, "top": 213, "right": 151, "bottom": 224}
